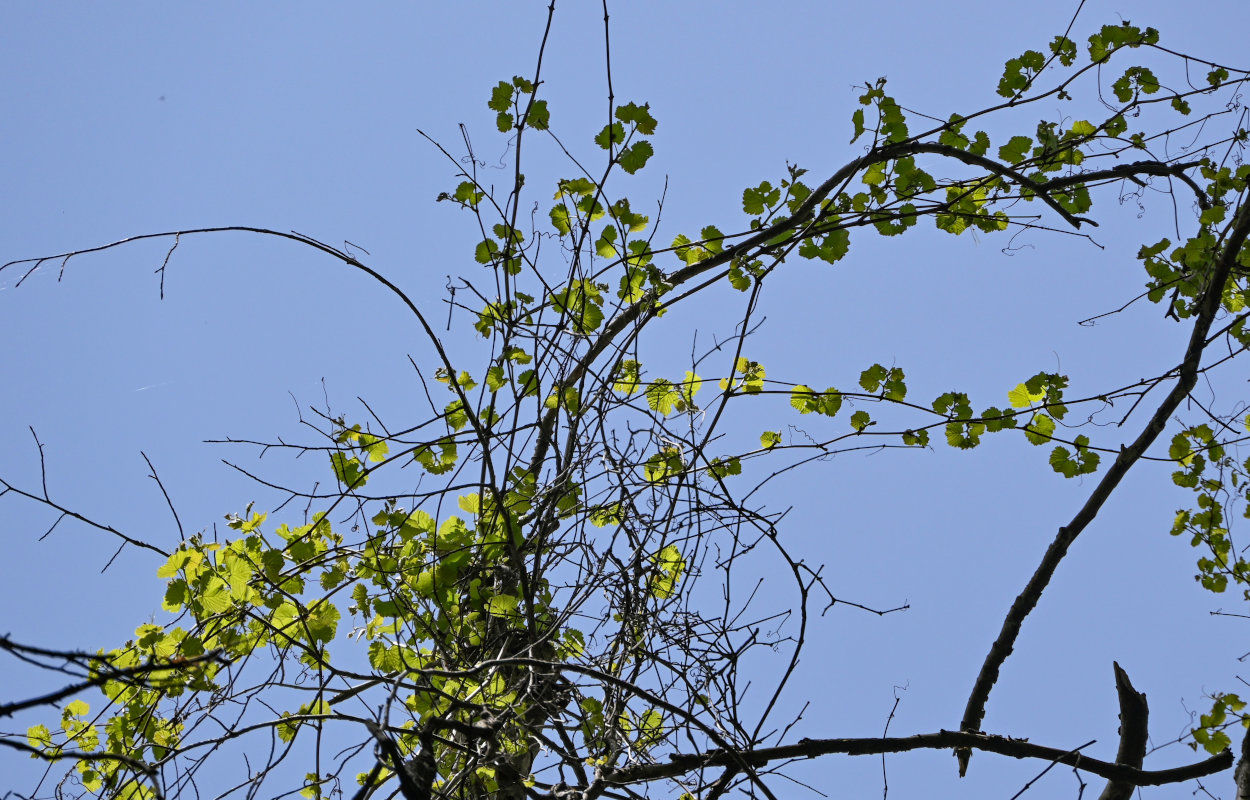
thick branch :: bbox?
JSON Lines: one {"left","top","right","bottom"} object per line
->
{"left": 1097, "top": 662, "right": 1149, "bottom": 800}
{"left": 902, "top": 142, "right": 1097, "bottom": 228}
{"left": 601, "top": 729, "right": 1230, "bottom": 788}
{"left": 364, "top": 720, "right": 436, "bottom": 800}
{"left": 1044, "top": 159, "right": 1209, "bottom": 210}
{"left": 958, "top": 195, "right": 1250, "bottom": 767}
{"left": 1236, "top": 724, "right": 1250, "bottom": 800}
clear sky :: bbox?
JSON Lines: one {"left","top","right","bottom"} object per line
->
{"left": 2, "top": 2, "right": 1249, "bottom": 798}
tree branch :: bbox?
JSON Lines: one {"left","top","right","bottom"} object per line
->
{"left": 1236, "top": 723, "right": 1250, "bottom": 800}
{"left": 602, "top": 729, "right": 1230, "bottom": 788}
{"left": 958, "top": 193, "right": 1250, "bottom": 771}
{"left": 1097, "top": 662, "right": 1149, "bottom": 800}
{"left": 0, "top": 647, "right": 225, "bottom": 719}
{"left": 0, "top": 738, "right": 163, "bottom": 798}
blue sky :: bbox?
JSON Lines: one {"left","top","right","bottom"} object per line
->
{"left": 3, "top": 2, "right": 1249, "bottom": 797}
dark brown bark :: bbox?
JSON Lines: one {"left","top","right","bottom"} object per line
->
{"left": 1097, "top": 662, "right": 1149, "bottom": 800}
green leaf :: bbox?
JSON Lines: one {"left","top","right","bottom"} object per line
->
{"left": 458, "top": 493, "right": 480, "bottom": 515}
{"left": 933, "top": 391, "right": 973, "bottom": 419}
{"left": 850, "top": 108, "right": 866, "bottom": 143}
{"left": 619, "top": 140, "right": 654, "bottom": 174}
{"left": 1049, "top": 446, "right": 1076, "bottom": 477}
{"left": 614, "top": 360, "right": 641, "bottom": 396}
{"left": 595, "top": 122, "right": 625, "bottom": 149}
{"left": 485, "top": 594, "right": 521, "bottom": 620}
{"left": 615, "top": 101, "right": 657, "bottom": 133}
{"left": 162, "top": 579, "right": 187, "bottom": 612}
{"left": 902, "top": 429, "right": 930, "bottom": 447}
{"left": 301, "top": 775, "right": 325, "bottom": 799}
{"left": 648, "top": 545, "right": 686, "bottom": 600}
{"left": 595, "top": 225, "right": 619, "bottom": 258}
{"left": 850, "top": 410, "right": 871, "bottom": 431}
{"left": 413, "top": 439, "right": 459, "bottom": 475}
{"left": 157, "top": 548, "right": 200, "bottom": 579}
{"left": 619, "top": 266, "right": 649, "bottom": 302}
{"left": 589, "top": 504, "right": 621, "bottom": 527}
{"left": 555, "top": 177, "right": 596, "bottom": 198}
{"left": 27, "top": 724, "right": 53, "bottom": 750}
{"left": 544, "top": 386, "right": 581, "bottom": 415}
{"left": 862, "top": 162, "right": 887, "bottom": 186}
{"left": 997, "top": 50, "right": 1045, "bottom": 97}
{"left": 859, "top": 364, "right": 888, "bottom": 392}
{"left": 701, "top": 225, "right": 725, "bottom": 254}
{"left": 486, "top": 366, "right": 506, "bottom": 392}
{"left": 358, "top": 432, "right": 388, "bottom": 463}
{"left": 1200, "top": 205, "right": 1227, "bottom": 226}
{"left": 306, "top": 601, "right": 340, "bottom": 643}
{"left": 791, "top": 385, "right": 819, "bottom": 414}
{"left": 883, "top": 369, "right": 906, "bottom": 401}
{"left": 552, "top": 281, "right": 605, "bottom": 334}
{"left": 1007, "top": 381, "right": 1046, "bottom": 408}
{"left": 945, "top": 420, "right": 985, "bottom": 449}
{"left": 819, "top": 388, "right": 843, "bottom": 416}
{"left": 451, "top": 181, "right": 484, "bottom": 208}
{"left": 277, "top": 712, "right": 300, "bottom": 744}
{"left": 706, "top": 456, "right": 742, "bottom": 479}
{"left": 982, "top": 407, "right": 1017, "bottom": 432}
{"left": 939, "top": 114, "right": 969, "bottom": 150}
{"left": 733, "top": 358, "right": 766, "bottom": 393}
{"left": 968, "top": 131, "right": 990, "bottom": 157}
{"left": 626, "top": 239, "right": 653, "bottom": 268}
{"left": 610, "top": 197, "right": 649, "bottom": 232}
{"left": 1113, "top": 66, "right": 1160, "bottom": 102}
{"left": 637, "top": 708, "right": 665, "bottom": 748}
{"left": 760, "top": 430, "right": 782, "bottom": 449}
{"left": 678, "top": 371, "right": 703, "bottom": 411}
{"left": 550, "top": 205, "right": 572, "bottom": 236}
{"left": 1024, "top": 412, "right": 1056, "bottom": 445}
{"left": 646, "top": 379, "right": 679, "bottom": 416}
{"left": 200, "top": 576, "right": 231, "bottom": 615}
{"left": 879, "top": 97, "right": 909, "bottom": 142}
{"left": 793, "top": 384, "right": 831, "bottom": 416}
{"left": 1087, "top": 23, "right": 1158, "bottom": 64}
{"left": 488, "top": 81, "right": 513, "bottom": 112}
{"left": 330, "top": 453, "right": 366, "bottom": 488}
{"left": 797, "top": 227, "right": 850, "bottom": 264}
{"left": 475, "top": 239, "right": 500, "bottom": 265}
{"left": 1069, "top": 119, "right": 1096, "bottom": 136}
{"left": 644, "top": 447, "right": 685, "bottom": 482}
{"left": 526, "top": 99, "right": 550, "bottom": 130}
{"left": 1052, "top": 437, "right": 1100, "bottom": 477}
{"left": 743, "top": 181, "right": 780, "bottom": 215}
{"left": 998, "top": 136, "right": 1033, "bottom": 164}
{"left": 859, "top": 364, "right": 906, "bottom": 400}
{"left": 1050, "top": 35, "right": 1077, "bottom": 66}
{"left": 64, "top": 699, "right": 90, "bottom": 718}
